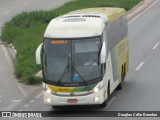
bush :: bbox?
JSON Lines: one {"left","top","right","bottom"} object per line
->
{"left": 24, "top": 76, "right": 42, "bottom": 85}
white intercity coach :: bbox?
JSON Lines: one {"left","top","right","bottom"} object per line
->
{"left": 35, "top": 7, "right": 129, "bottom": 108}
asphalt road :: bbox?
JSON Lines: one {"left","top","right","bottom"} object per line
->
{"left": 1, "top": 0, "right": 160, "bottom": 119}
{"left": 0, "top": 0, "right": 70, "bottom": 111}
{"left": 10, "top": 0, "right": 160, "bottom": 119}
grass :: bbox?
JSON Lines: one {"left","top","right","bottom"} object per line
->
{"left": 1, "top": 0, "right": 140, "bottom": 84}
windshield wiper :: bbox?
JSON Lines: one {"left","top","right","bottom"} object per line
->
{"left": 57, "top": 55, "right": 71, "bottom": 84}
{"left": 57, "top": 66, "right": 68, "bottom": 84}
{"left": 73, "top": 67, "right": 88, "bottom": 85}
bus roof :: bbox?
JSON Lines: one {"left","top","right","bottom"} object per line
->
{"left": 44, "top": 7, "right": 126, "bottom": 38}
{"left": 66, "top": 7, "right": 126, "bottom": 22}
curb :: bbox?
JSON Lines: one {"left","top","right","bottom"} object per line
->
{"left": 127, "top": 0, "right": 145, "bottom": 15}
{"left": 5, "top": 43, "right": 17, "bottom": 64}
{"left": 127, "top": 0, "right": 155, "bottom": 21}
{"left": 0, "top": 41, "right": 41, "bottom": 97}
{"left": 0, "top": 43, "right": 27, "bottom": 97}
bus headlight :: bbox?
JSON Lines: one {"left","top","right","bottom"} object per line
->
{"left": 44, "top": 88, "right": 52, "bottom": 94}
{"left": 93, "top": 87, "right": 99, "bottom": 93}
{"left": 93, "top": 85, "right": 103, "bottom": 93}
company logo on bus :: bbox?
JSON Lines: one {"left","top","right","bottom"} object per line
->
{"left": 58, "top": 88, "right": 69, "bottom": 92}
{"left": 70, "top": 92, "right": 75, "bottom": 96}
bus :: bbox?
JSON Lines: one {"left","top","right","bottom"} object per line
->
{"left": 35, "top": 7, "right": 129, "bottom": 107}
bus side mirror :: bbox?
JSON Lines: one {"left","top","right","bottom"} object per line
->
{"left": 36, "top": 43, "right": 43, "bottom": 64}
{"left": 100, "top": 41, "right": 106, "bottom": 64}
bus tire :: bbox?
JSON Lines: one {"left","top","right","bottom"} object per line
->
{"left": 116, "top": 70, "right": 124, "bottom": 90}
{"left": 100, "top": 82, "right": 110, "bottom": 108}
{"left": 52, "top": 106, "right": 55, "bottom": 109}
{"left": 100, "top": 100, "right": 107, "bottom": 108}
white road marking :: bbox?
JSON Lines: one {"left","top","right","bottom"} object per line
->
{"left": 24, "top": 3, "right": 30, "bottom": 6}
{"left": 34, "top": 93, "right": 42, "bottom": 99}
{"left": 12, "top": 100, "right": 22, "bottom": 102}
{"left": 23, "top": 104, "right": 29, "bottom": 108}
{"left": 152, "top": 42, "right": 159, "bottom": 50}
{"left": 29, "top": 99, "right": 35, "bottom": 104}
{"left": 107, "top": 96, "right": 116, "bottom": 108}
{"left": 1, "top": 10, "right": 10, "bottom": 15}
{"left": 136, "top": 62, "right": 144, "bottom": 71}
{"left": 128, "top": 0, "right": 159, "bottom": 24}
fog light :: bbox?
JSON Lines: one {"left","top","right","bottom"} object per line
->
{"left": 46, "top": 98, "right": 52, "bottom": 103}
{"left": 94, "top": 97, "right": 99, "bottom": 102}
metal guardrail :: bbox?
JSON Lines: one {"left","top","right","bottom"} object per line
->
{"left": 0, "top": 40, "right": 17, "bottom": 65}
{"left": 0, "top": 26, "right": 17, "bottom": 65}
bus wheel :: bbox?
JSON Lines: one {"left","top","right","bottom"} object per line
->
{"left": 52, "top": 106, "right": 55, "bottom": 109}
{"left": 100, "top": 99, "right": 107, "bottom": 108}
{"left": 116, "top": 70, "right": 124, "bottom": 90}
{"left": 100, "top": 82, "right": 110, "bottom": 108}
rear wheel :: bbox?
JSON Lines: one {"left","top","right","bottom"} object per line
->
{"left": 116, "top": 67, "right": 125, "bottom": 90}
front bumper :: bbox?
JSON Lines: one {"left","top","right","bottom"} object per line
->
{"left": 43, "top": 89, "right": 104, "bottom": 106}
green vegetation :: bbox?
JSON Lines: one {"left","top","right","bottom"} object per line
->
{"left": 1, "top": 0, "right": 140, "bottom": 84}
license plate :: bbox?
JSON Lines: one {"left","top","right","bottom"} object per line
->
{"left": 67, "top": 99, "right": 78, "bottom": 103}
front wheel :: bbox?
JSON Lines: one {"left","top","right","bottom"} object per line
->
{"left": 100, "top": 99, "right": 107, "bottom": 108}
{"left": 100, "top": 83, "right": 110, "bottom": 108}
{"left": 52, "top": 106, "right": 60, "bottom": 110}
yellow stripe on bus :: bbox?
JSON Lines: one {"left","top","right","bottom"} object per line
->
{"left": 47, "top": 84, "right": 74, "bottom": 92}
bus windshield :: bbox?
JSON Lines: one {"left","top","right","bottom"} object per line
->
{"left": 43, "top": 37, "right": 102, "bottom": 86}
